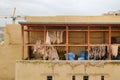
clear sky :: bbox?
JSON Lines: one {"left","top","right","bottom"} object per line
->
{"left": 0, "top": 0, "right": 120, "bottom": 26}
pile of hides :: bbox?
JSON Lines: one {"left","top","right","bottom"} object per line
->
{"left": 33, "top": 40, "right": 44, "bottom": 59}
{"left": 55, "top": 46, "right": 66, "bottom": 60}
{"left": 45, "top": 46, "right": 59, "bottom": 60}
{"left": 32, "top": 40, "right": 59, "bottom": 60}
{"left": 46, "top": 31, "right": 64, "bottom": 44}
{"left": 90, "top": 46, "right": 107, "bottom": 60}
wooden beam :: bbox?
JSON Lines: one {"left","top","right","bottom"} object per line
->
{"left": 44, "top": 25, "right": 47, "bottom": 60}
{"left": 108, "top": 26, "right": 112, "bottom": 60}
{"left": 66, "top": 26, "right": 69, "bottom": 60}
{"left": 88, "top": 26, "right": 90, "bottom": 60}
{"left": 27, "top": 26, "right": 30, "bottom": 59}
{"left": 20, "top": 24, "right": 120, "bottom": 27}
{"left": 21, "top": 26, "right": 24, "bottom": 60}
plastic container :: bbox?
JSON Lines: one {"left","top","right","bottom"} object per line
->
{"left": 117, "top": 55, "right": 120, "bottom": 60}
{"left": 80, "top": 51, "right": 88, "bottom": 60}
{"left": 78, "top": 57, "right": 85, "bottom": 60}
{"left": 64, "top": 52, "right": 75, "bottom": 60}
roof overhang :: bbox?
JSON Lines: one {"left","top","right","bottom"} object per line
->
{"left": 19, "top": 22, "right": 120, "bottom": 26}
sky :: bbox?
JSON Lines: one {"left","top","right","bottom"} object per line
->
{"left": 0, "top": 0, "right": 120, "bottom": 26}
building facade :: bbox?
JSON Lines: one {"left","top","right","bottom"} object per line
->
{"left": 0, "top": 16, "right": 120, "bottom": 80}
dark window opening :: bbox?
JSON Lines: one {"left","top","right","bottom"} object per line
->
{"left": 72, "top": 75, "right": 75, "bottom": 80}
{"left": 47, "top": 76, "right": 52, "bottom": 80}
{"left": 101, "top": 76, "right": 104, "bottom": 80}
{"left": 83, "top": 76, "right": 89, "bottom": 80}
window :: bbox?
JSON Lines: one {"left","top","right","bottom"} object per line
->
{"left": 83, "top": 76, "right": 89, "bottom": 80}
{"left": 101, "top": 76, "right": 104, "bottom": 80}
{"left": 72, "top": 75, "right": 75, "bottom": 80}
{"left": 47, "top": 76, "right": 52, "bottom": 80}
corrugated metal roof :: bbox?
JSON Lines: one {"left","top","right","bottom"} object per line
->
{"left": 19, "top": 22, "right": 120, "bottom": 25}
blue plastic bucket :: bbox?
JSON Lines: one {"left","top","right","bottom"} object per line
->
{"left": 80, "top": 51, "right": 88, "bottom": 60}
{"left": 64, "top": 52, "right": 75, "bottom": 60}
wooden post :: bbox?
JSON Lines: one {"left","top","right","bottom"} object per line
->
{"left": 87, "top": 26, "right": 90, "bottom": 60}
{"left": 108, "top": 26, "right": 111, "bottom": 60}
{"left": 66, "top": 26, "right": 69, "bottom": 60}
{"left": 27, "top": 26, "right": 30, "bottom": 60}
{"left": 21, "top": 25, "right": 24, "bottom": 60}
{"left": 44, "top": 25, "right": 46, "bottom": 59}
{"left": 85, "top": 28, "right": 87, "bottom": 50}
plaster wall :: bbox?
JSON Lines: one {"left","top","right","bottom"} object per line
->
{"left": 16, "top": 61, "right": 120, "bottom": 80}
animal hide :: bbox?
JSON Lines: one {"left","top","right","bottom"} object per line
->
{"left": 46, "top": 31, "right": 51, "bottom": 44}
{"left": 46, "top": 31, "right": 64, "bottom": 44}
{"left": 33, "top": 40, "right": 44, "bottom": 59}
{"left": 46, "top": 46, "right": 59, "bottom": 60}
{"left": 111, "top": 45, "right": 118, "bottom": 57}
{"left": 90, "top": 46, "right": 106, "bottom": 60}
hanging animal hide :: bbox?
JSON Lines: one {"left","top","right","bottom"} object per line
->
{"left": 46, "top": 31, "right": 51, "bottom": 44}
{"left": 90, "top": 46, "right": 106, "bottom": 60}
{"left": 111, "top": 45, "right": 118, "bottom": 57}
{"left": 46, "top": 31, "right": 64, "bottom": 44}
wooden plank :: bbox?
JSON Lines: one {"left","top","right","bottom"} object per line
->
{"left": 90, "top": 44, "right": 109, "bottom": 46}
{"left": 112, "top": 30, "right": 120, "bottom": 32}
{"left": 25, "top": 43, "right": 66, "bottom": 46}
{"left": 24, "top": 29, "right": 44, "bottom": 32}
{"left": 68, "top": 30, "right": 88, "bottom": 32}
{"left": 90, "top": 30, "right": 109, "bottom": 32}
